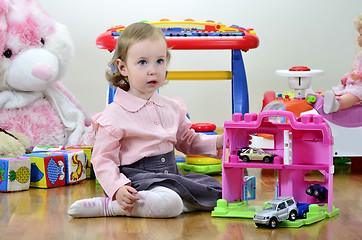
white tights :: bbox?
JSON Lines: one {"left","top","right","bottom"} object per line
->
{"left": 68, "top": 186, "right": 186, "bottom": 218}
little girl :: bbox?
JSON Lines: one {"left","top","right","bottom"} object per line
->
{"left": 68, "top": 22, "right": 224, "bottom": 218}
{"left": 324, "top": 13, "right": 362, "bottom": 114}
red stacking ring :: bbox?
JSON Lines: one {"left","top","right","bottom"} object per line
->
{"left": 191, "top": 123, "right": 217, "bottom": 132}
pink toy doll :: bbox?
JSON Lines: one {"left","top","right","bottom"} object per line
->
{"left": 324, "top": 13, "right": 362, "bottom": 114}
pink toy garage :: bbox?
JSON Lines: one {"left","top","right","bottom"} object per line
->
{"left": 221, "top": 110, "right": 334, "bottom": 213}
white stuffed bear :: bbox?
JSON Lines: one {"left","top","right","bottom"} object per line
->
{"left": 0, "top": 128, "right": 31, "bottom": 156}
{"left": 0, "top": 0, "right": 94, "bottom": 153}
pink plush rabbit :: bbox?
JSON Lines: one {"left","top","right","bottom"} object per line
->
{"left": 0, "top": 0, "right": 93, "bottom": 153}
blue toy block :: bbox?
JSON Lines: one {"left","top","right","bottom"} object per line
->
{"left": 24, "top": 152, "right": 66, "bottom": 188}
{"left": 0, "top": 156, "right": 31, "bottom": 192}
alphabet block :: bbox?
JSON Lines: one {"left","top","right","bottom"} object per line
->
{"left": 0, "top": 156, "right": 31, "bottom": 192}
{"left": 24, "top": 152, "right": 66, "bottom": 188}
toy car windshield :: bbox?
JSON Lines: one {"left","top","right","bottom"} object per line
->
{"left": 240, "top": 147, "right": 249, "bottom": 153}
{"left": 255, "top": 149, "right": 265, "bottom": 154}
{"left": 264, "top": 203, "right": 277, "bottom": 210}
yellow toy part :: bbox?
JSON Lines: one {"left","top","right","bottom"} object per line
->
{"left": 29, "top": 156, "right": 47, "bottom": 188}
{"left": 185, "top": 155, "right": 222, "bottom": 165}
{"left": 167, "top": 71, "right": 232, "bottom": 80}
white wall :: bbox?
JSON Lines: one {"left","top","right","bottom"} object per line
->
{"left": 38, "top": 0, "right": 361, "bottom": 127}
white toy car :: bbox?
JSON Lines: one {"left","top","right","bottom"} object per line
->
{"left": 253, "top": 196, "right": 298, "bottom": 228}
{"left": 237, "top": 147, "right": 276, "bottom": 163}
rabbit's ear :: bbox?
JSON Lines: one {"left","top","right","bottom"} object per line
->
{"left": 0, "top": 0, "right": 9, "bottom": 55}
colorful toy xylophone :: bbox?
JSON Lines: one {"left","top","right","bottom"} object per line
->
{"left": 97, "top": 19, "right": 260, "bottom": 114}
{"left": 96, "top": 19, "right": 259, "bottom": 52}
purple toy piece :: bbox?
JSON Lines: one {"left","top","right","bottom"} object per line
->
{"left": 309, "top": 94, "right": 362, "bottom": 128}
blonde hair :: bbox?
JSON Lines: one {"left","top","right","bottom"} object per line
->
{"left": 105, "top": 22, "right": 170, "bottom": 91}
{"left": 354, "top": 13, "right": 362, "bottom": 31}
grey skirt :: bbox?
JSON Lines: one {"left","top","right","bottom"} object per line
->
{"left": 119, "top": 151, "right": 222, "bottom": 208}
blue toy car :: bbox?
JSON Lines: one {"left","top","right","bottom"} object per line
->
{"left": 296, "top": 202, "right": 311, "bottom": 219}
{"left": 306, "top": 184, "right": 328, "bottom": 202}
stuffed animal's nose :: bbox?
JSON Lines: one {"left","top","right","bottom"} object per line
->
{"left": 31, "top": 63, "right": 53, "bottom": 81}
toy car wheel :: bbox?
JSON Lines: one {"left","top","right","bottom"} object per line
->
{"left": 314, "top": 189, "right": 326, "bottom": 202}
{"left": 263, "top": 156, "right": 272, "bottom": 163}
{"left": 289, "top": 210, "right": 297, "bottom": 221}
{"left": 269, "top": 217, "right": 278, "bottom": 229}
{"left": 302, "top": 210, "right": 309, "bottom": 219}
{"left": 306, "top": 186, "right": 314, "bottom": 195}
{"left": 318, "top": 194, "right": 327, "bottom": 202}
{"left": 241, "top": 156, "right": 249, "bottom": 162}
{"left": 313, "top": 189, "right": 320, "bottom": 197}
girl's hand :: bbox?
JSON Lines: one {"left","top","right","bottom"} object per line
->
{"left": 115, "top": 184, "right": 140, "bottom": 211}
{"left": 350, "top": 72, "right": 361, "bottom": 81}
{"left": 216, "top": 134, "right": 225, "bottom": 159}
{"left": 216, "top": 134, "right": 224, "bottom": 150}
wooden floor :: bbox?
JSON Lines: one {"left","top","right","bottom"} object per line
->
{"left": 1, "top": 161, "right": 362, "bottom": 240}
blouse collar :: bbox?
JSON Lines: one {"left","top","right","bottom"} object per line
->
{"left": 113, "top": 88, "right": 164, "bottom": 112}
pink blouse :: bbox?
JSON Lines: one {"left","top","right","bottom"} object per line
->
{"left": 91, "top": 88, "right": 218, "bottom": 199}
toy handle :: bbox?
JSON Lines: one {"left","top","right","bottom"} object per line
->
{"left": 258, "top": 110, "right": 297, "bottom": 123}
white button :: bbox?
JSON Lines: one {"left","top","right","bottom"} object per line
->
{"left": 154, "top": 120, "right": 159, "bottom": 125}
{"left": 161, "top": 157, "right": 166, "bottom": 162}
{"left": 164, "top": 170, "right": 168, "bottom": 174}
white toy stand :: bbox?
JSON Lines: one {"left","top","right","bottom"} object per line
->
{"left": 276, "top": 66, "right": 362, "bottom": 158}
{"left": 276, "top": 66, "right": 324, "bottom": 99}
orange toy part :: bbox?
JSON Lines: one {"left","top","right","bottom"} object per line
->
{"left": 262, "top": 91, "right": 313, "bottom": 118}
{"left": 283, "top": 99, "right": 313, "bottom": 118}
{"left": 257, "top": 133, "right": 274, "bottom": 139}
